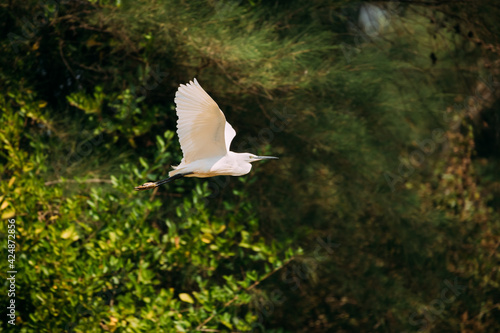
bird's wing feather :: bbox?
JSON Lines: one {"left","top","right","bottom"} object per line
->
{"left": 174, "top": 78, "right": 234, "bottom": 163}
{"left": 224, "top": 121, "right": 236, "bottom": 151}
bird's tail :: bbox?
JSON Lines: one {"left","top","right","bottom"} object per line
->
{"left": 169, "top": 168, "right": 182, "bottom": 177}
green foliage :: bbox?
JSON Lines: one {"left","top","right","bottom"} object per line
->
{"left": 1, "top": 87, "right": 295, "bottom": 331}
{"left": 1, "top": 0, "right": 499, "bottom": 332}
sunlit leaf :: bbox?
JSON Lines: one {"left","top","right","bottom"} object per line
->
{"left": 179, "top": 293, "right": 194, "bottom": 304}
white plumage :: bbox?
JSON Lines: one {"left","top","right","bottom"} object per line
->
{"left": 134, "top": 78, "right": 277, "bottom": 191}
{"left": 174, "top": 79, "right": 236, "bottom": 164}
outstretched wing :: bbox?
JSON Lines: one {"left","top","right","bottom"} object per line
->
{"left": 224, "top": 120, "right": 236, "bottom": 151}
{"left": 174, "top": 78, "right": 236, "bottom": 163}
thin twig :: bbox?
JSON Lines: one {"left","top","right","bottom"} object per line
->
{"left": 195, "top": 257, "right": 294, "bottom": 331}
{"left": 59, "top": 39, "right": 77, "bottom": 81}
{"left": 44, "top": 179, "right": 113, "bottom": 186}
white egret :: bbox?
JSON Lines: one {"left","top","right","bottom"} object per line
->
{"left": 135, "top": 78, "right": 278, "bottom": 191}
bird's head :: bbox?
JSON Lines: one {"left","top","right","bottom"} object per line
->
{"left": 242, "top": 153, "right": 279, "bottom": 163}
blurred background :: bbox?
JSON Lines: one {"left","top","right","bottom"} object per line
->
{"left": 1, "top": 0, "right": 499, "bottom": 332}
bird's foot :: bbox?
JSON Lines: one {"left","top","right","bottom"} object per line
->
{"left": 134, "top": 182, "right": 158, "bottom": 191}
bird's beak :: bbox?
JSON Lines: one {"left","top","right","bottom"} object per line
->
{"left": 255, "top": 156, "right": 279, "bottom": 161}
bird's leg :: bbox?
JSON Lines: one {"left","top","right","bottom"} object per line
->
{"left": 134, "top": 173, "right": 193, "bottom": 191}
{"left": 154, "top": 172, "right": 193, "bottom": 187}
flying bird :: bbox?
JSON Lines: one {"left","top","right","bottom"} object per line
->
{"left": 134, "top": 78, "right": 278, "bottom": 191}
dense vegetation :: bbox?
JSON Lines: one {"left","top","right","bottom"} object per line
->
{"left": 1, "top": 0, "right": 499, "bottom": 332}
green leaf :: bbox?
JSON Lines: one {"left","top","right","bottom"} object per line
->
{"left": 179, "top": 293, "right": 194, "bottom": 304}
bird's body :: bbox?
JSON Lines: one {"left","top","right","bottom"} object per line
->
{"left": 170, "top": 152, "right": 253, "bottom": 178}
{"left": 135, "top": 78, "right": 277, "bottom": 191}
